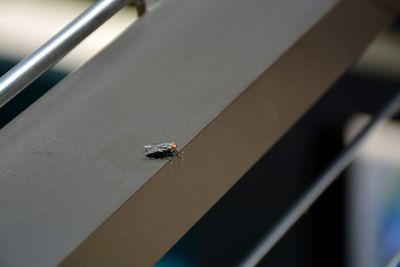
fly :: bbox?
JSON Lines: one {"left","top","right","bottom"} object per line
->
{"left": 144, "top": 142, "right": 182, "bottom": 159}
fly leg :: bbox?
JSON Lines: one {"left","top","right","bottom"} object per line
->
{"left": 174, "top": 151, "right": 183, "bottom": 160}
{"left": 163, "top": 151, "right": 173, "bottom": 161}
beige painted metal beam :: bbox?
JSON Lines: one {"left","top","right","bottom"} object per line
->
{"left": 61, "top": 1, "right": 399, "bottom": 266}
{"left": 0, "top": 0, "right": 398, "bottom": 266}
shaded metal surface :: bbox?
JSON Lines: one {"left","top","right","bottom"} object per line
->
{"left": 0, "top": 0, "right": 338, "bottom": 265}
{"left": 1, "top": 0, "right": 396, "bottom": 266}
{"left": 0, "top": 0, "right": 132, "bottom": 108}
{"left": 61, "top": 0, "right": 398, "bottom": 265}
{"left": 239, "top": 91, "right": 400, "bottom": 267}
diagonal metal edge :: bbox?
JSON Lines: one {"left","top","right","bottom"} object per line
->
{"left": 60, "top": 1, "right": 398, "bottom": 266}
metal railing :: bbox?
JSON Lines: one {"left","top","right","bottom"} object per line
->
{"left": 0, "top": 0, "right": 133, "bottom": 108}
{"left": 1, "top": 1, "right": 398, "bottom": 266}
{"left": 239, "top": 91, "right": 400, "bottom": 267}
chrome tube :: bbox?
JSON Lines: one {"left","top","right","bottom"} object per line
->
{"left": 0, "top": 0, "right": 132, "bottom": 108}
{"left": 238, "top": 91, "right": 400, "bottom": 267}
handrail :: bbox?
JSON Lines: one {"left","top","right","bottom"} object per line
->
{"left": 238, "top": 90, "right": 400, "bottom": 267}
{"left": 0, "top": 0, "right": 133, "bottom": 108}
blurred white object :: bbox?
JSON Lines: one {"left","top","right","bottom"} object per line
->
{"left": 347, "top": 115, "right": 400, "bottom": 267}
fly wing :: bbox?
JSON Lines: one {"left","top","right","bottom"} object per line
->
{"left": 144, "top": 144, "right": 158, "bottom": 154}
{"left": 144, "top": 143, "right": 171, "bottom": 154}
{"left": 144, "top": 145, "right": 153, "bottom": 151}
{"left": 155, "top": 143, "right": 171, "bottom": 152}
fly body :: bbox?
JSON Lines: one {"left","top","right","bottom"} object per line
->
{"left": 144, "top": 142, "right": 182, "bottom": 159}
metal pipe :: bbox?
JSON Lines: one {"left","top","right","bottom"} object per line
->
{"left": 0, "top": 0, "right": 133, "bottom": 108}
{"left": 385, "top": 250, "right": 400, "bottom": 267}
{"left": 238, "top": 91, "right": 400, "bottom": 267}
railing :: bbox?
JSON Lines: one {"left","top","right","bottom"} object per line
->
{"left": 239, "top": 90, "right": 400, "bottom": 267}
{"left": 0, "top": 1, "right": 398, "bottom": 266}
{"left": 0, "top": 0, "right": 133, "bottom": 108}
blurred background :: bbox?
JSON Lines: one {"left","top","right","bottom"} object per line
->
{"left": 0, "top": 1, "right": 399, "bottom": 266}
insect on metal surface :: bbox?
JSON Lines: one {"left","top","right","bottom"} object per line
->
{"left": 144, "top": 142, "right": 182, "bottom": 159}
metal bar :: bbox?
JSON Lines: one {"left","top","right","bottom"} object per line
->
{"left": 0, "top": 0, "right": 132, "bottom": 108}
{"left": 239, "top": 91, "right": 400, "bottom": 267}
{"left": 385, "top": 250, "right": 400, "bottom": 267}
{"left": 0, "top": 0, "right": 395, "bottom": 265}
